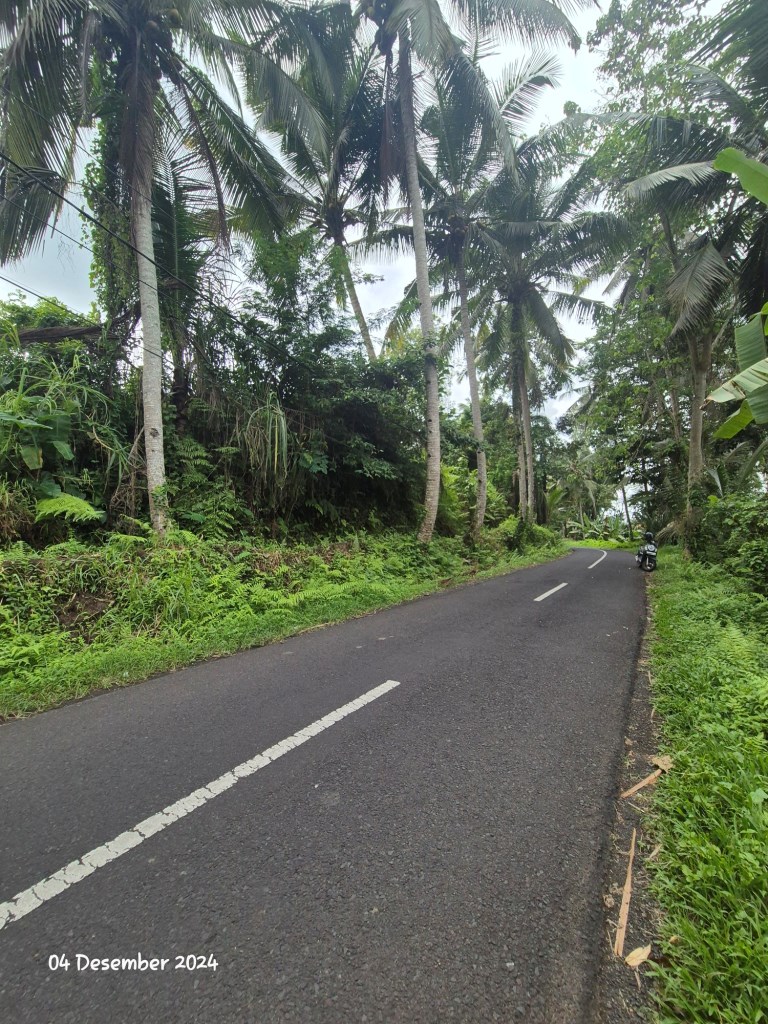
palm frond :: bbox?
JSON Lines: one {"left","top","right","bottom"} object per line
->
{"left": 0, "top": 167, "right": 68, "bottom": 261}
{"left": 666, "top": 240, "right": 733, "bottom": 335}
{"left": 493, "top": 50, "right": 561, "bottom": 137}
{"left": 460, "top": 0, "right": 581, "bottom": 48}
{"left": 625, "top": 162, "right": 723, "bottom": 201}
{"left": 546, "top": 290, "right": 606, "bottom": 325}
{"left": 174, "top": 61, "right": 296, "bottom": 235}
{"left": 684, "top": 64, "right": 764, "bottom": 138}
{"left": 525, "top": 288, "right": 573, "bottom": 367}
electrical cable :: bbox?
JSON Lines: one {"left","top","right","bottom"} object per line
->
{"left": 0, "top": 150, "right": 351, "bottom": 378}
{"left": 3, "top": 90, "right": 316, "bottom": 295}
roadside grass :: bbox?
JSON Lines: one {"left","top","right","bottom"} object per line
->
{"left": 0, "top": 528, "right": 567, "bottom": 719}
{"left": 647, "top": 552, "right": 768, "bottom": 1024}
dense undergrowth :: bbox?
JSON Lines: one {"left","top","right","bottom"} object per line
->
{"left": 647, "top": 553, "right": 768, "bottom": 1024}
{"left": 0, "top": 521, "right": 564, "bottom": 719}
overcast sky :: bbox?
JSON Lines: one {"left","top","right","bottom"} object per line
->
{"left": 0, "top": 5, "right": 606, "bottom": 414}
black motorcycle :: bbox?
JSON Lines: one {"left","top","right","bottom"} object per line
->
{"left": 635, "top": 539, "right": 658, "bottom": 572}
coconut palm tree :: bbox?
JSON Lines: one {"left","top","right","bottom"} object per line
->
{"left": 356, "top": 0, "right": 585, "bottom": 542}
{"left": 477, "top": 149, "right": 627, "bottom": 518}
{"left": 0, "top": 0, "right": 325, "bottom": 531}
{"left": 277, "top": 36, "right": 387, "bottom": 362}
{"left": 374, "top": 51, "right": 563, "bottom": 537}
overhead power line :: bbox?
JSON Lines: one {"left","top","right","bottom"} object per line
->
{"left": 0, "top": 150, "right": 353, "bottom": 377}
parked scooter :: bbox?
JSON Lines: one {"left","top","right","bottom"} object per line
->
{"left": 636, "top": 531, "right": 658, "bottom": 572}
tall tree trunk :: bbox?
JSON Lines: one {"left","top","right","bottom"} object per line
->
{"left": 620, "top": 482, "right": 633, "bottom": 540}
{"left": 399, "top": 31, "right": 440, "bottom": 544}
{"left": 661, "top": 355, "right": 683, "bottom": 442}
{"left": 513, "top": 403, "right": 526, "bottom": 518}
{"left": 133, "top": 187, "right": 167, "bottom": 534}
{"left": 516, "top": 354, "right": 535, "bottom": 520}
{"left": 170, "top": 324, "right": 190, "bottom": 434}
{"left": 517, "top": 436, "right": 527, "bottom": 519}
{"left": 337, "top": 243, "right": 376, "bottom": 362}
{"left": 457, "top": 255, "right": 486, "bottom": 540}
{"left": 687, "top": 333, "right": 712, "bottom": 502}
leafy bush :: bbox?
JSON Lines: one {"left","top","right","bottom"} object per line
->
{"left": 491, "top": 515, "right": 560, "bottom": 552}
{"left": 689, "top": 492, "right": 768, "bottom": 596}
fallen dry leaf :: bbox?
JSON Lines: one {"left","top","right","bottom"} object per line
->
{"left": 603, "top": 894, "right": 616, "bottom": 909}
{"left": 621, "top": 769, "right": 663, "bottom": 799}
{"left": 652, "top": 755, "right": 673, "bottom": 772}
{"left": 625, "top": 944, "right": 652, "bottom": 968}
{"left": 613, "top": 828, "right": 637, "bottom": 958}
{"left": 646, "top": 844, "right": 662, "bottom": 862}
{"left": 668, "top": 935, "right": 680, "bottom": 945}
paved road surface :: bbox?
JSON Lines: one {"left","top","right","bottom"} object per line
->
{"left": 0, "top": 548, "right": 644, "bottom": 1023}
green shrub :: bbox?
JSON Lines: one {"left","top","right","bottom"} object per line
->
{"left": 690, "top": 493, "right": 768, "bottom": 596}
{"left": 491, "top": 515, "right": 559, "bottom": 553}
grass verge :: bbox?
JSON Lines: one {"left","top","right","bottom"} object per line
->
{"left": 647, "top": 551, "right": 768, "bottom": 1023}
{"left": 1, "top": 528, "right": 567, "bottom": 719}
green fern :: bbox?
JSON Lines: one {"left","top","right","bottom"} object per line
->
{"left": 35, "top": 495, "right": 104, "bottom": 523}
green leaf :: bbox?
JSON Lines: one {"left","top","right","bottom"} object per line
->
{"left": 34, "top": 475, "right": 62, "bottom": 499}
{"left": 713, "top": 148, "right": 768, "bottom": 205}
{"left": 20, "top": 444, "right": 43, "bottom": 470}
{"left": 0, "top": 410, "right": 51, "bottom": 429}
{"left": 714, "top": 401, "right": 754, "bottom": 439}
{"left": 734, "top": 315, "right": 768, "bottom": 423}
{"left": 35, "top": 495, "right": 104, "bottom": 523}
{"left": 50, "top": 439, "right": 75, "bottom": 461}
{"left": 707, "top": 356, "right": 768, "bottom": 418}
{"left": 735, "top": 313, "right": 768, "bottom": 368}
{"left": 708, "top": 313, "right": 768, "bottom": 423}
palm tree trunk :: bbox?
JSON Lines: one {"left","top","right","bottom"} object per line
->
{"left": 337, "top": 243, "right": 376, "bottom": 362}
{"left": 516, "top": 354, "right": 535, "bottom": 520}
{"left": 687, "top": 333, "right": 712, "bottom": 500}
{"left": 133, "top": 187, "right": 168, "bottom": 534}
{"left": 517, "top": 436, "right": 527, "bottom": 518}
{"left": 457, "top": 255, "right": 486, "bottom": 540}
{"left": 399, "top": 30, "right": 440, "bottom": 544}
{"left": 520, "top": 364, "right": 536, "bottom": 520}
{"left": 620, "top": 482, "right": 633, "bottom": 540}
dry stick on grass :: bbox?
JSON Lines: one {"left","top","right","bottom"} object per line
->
{"left": 614, "top": 827, "right": 637, "bottom": 957}
{"left": 621, "top": 769, "right": 663, "bottom": 799}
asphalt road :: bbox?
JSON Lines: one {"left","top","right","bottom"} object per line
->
{"left": 0, "top": 547, "right": 645, "bottom": 1024}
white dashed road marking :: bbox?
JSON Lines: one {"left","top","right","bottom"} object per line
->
{"left": 534, "top": 583, "right": 569, "bottom": 602}
{"left": 587, "top": 550, "right": 608, "bottom": 569}
{"left": 0, "top": 680, "right": 401, "bottom": 932}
